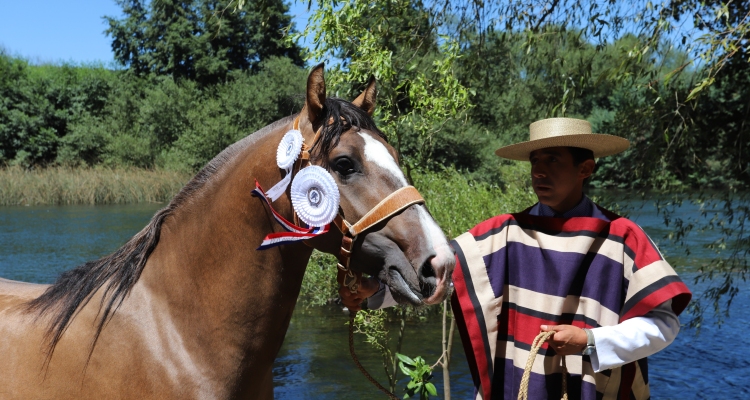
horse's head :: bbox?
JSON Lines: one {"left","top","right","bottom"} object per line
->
{"left": 300, "top": 65, "right": 455, "bottom": 306}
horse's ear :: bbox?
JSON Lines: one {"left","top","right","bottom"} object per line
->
{"left": 352, "top": 76, "right": 377, "bottom": 116}
{"left": 306, "top": 63, "right": 326, "bottom": 124}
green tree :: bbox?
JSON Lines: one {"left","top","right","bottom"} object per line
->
{"left": 295, "top": 0, "right": 471, "bottom": 173}
{"left": 105, "top": 0, "right": 304, "bottom": 84}
{"left": 54, "top": 56, "right": 306, "bottom": 170}
{"left": 0, "top": 50, "right": 115, "bottom": 166}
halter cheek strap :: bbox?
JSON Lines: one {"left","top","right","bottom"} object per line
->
{"left": 298, "top": 117, "right": 322, "bottom": 163}
{"left": 293, "top": 117, "right": 323, "bottom": 229}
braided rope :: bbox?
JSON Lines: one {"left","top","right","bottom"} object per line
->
{"left": 348, "top": 313, "right": 399, "bottom": 400}
{"left": 518, "top": 331, "right": 568, "bottom": 400}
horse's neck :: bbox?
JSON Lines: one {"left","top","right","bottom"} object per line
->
{"left": 136, "top": 125, "right": 314, "bottom": 383}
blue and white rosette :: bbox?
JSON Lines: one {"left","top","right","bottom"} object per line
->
{"left": 290, "top": 166, "right": 340, "bottom": 227}
{"left": 265, "top": 129, "right": 304, "bottom": 201}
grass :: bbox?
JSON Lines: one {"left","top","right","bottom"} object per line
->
{"left": 0, "top": 166, "right": 192, "bottom": 206}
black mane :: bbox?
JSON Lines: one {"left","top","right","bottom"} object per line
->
{"left": 312, "top": 98, "right": 386, "bottom": 160}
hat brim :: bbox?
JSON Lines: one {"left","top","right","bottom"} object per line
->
{"left": 494, "top": 134, "right": 630, "bottom": 161}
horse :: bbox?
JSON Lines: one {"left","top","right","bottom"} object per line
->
{"left": 0, "top": 65, "right": 455, "bottom": 399}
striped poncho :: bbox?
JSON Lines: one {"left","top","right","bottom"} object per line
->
{"left": 450, "top": 207, "right": 691, "bottom": 400}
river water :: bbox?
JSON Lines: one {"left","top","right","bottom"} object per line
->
{"left": 0, "top": 199, "right": 748, "bottom": 398}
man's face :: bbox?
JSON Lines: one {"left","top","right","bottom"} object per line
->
{"left": 529, "top": 147, "right": 594, "bottom": 212}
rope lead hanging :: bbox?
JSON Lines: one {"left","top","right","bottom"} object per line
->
{"left": 518, "top": 331, "right": 568, "bottom": 400}
{"left": 348, "top": 313, "right": 399, "bottom": 400}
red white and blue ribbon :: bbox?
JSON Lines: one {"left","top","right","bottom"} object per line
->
{"left": 252, "top": 180, "right": 330, "bottom": 250}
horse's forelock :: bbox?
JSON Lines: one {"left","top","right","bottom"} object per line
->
{"left": 312, "top": 98, "right": 386, "bottom": 161}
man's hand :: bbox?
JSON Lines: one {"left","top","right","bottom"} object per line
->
{"left": 339, "top": 276, "right": 380, "bottom": 312}
{"left": 541, "top": 324, "right": 588, "bottom": 356}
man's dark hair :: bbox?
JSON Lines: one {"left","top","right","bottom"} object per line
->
{"left": 567, "top": 147, "right": 594, "bottom": 166}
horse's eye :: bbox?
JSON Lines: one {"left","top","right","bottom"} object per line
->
{"left": 334, "top": 158, "right": 356, "bottom": 176}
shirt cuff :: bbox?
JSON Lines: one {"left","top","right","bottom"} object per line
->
{"left": 590, "top": 299, "right": 680, "bottom": 372}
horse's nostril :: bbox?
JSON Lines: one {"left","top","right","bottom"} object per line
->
{"left": 420, "top": 260, "right": 436, "bottom": 279}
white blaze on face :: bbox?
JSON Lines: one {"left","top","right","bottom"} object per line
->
{"left": 359, "top": 132, "right": 453, "bottom": 270}
{"left": 359, "top": 132, "right": 408, "bottom": 186}
{"left": 416, "top": 205, "right": 454, "bottom": 272}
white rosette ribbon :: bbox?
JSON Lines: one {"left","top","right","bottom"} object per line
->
{"left": 290, "top": 165, "right": 340, "bottom": 227}
{"left": 266, "top": 129, "right": 304, "bottom": 201}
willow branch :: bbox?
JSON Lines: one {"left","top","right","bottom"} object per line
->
{"left": 533, "top": 0, "right": 561, "bottom": 31}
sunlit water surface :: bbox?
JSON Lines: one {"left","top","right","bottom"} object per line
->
{"left": 0, "top": 199, "right": 747, "bottom": 399}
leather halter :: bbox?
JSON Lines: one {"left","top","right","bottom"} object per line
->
{"left": 332, "top": 186, "right": 424, "bottom": 294}
{"left": 293, "top": 116, "right": 426, "bottom": 294}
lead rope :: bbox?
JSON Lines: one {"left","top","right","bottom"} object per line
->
{"left": 518, "top": 331, "right": 568, "bottom": 400}
{"left": 326, "top": 184, "right": 423, "bottom": 399}
{"left": 335, "top": 231, "right": 396, "bottom": 399}
{"left": 348, "top": 313, "right": 399, "bottom": 400}
{"left": 338, "top": 247, "right": 396, "bottom": 398}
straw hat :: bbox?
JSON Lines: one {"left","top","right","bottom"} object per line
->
{"left": 494, "top": 118, "right": 630, "bottom": 161}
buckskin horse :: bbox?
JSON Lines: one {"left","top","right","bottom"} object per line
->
{"left": 0, "top": 65, "right": 455, "bottom": 399}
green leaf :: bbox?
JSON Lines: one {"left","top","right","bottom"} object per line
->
{"left": 426, "top": 382, "right": 438, "bottom": 396}
{"left": 662, "top": 68, "right": 680, "bottom": 86}
{"left": 396, "top": 353, "right": 416, "bottom": 366}
{"left": 399, "top": 362, "right": 414, "bottom": 377}
{"left": 686, "top": 77, "right": 715, "bottom": 101}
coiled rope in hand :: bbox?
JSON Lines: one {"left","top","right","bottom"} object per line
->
{"left": 348, "top": 313, "right": 399, "bottom": 400}
{"left": 518, "top": 331, "right": 568, "bottom": 400}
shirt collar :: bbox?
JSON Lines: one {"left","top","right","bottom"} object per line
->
{"left": 529, "top": 194, "right": 594, "bottom": 218}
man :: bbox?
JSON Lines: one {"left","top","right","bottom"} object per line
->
{"left": 341, "top": 117, "right": 691, "bottom": 399}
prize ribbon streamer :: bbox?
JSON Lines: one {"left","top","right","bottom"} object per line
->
{"left": 252, "top": 130, "right": 340, "bottom": 249}
{"left": 266, "top": 129, "right": 303, "bottom": 201}
{"left": 251, "top": 180, "right": 329, "bottom": 250}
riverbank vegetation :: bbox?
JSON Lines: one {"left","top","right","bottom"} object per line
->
{"left": 0, "top": 166, "right": 190, "bottom": 206}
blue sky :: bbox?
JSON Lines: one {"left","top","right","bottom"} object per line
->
{"left": 0, "top": 1, "right": 700, "bottom": 66}
{"left": 0, "top": 0, "right": 312, "bottom": 65}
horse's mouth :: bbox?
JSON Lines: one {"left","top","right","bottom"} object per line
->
{"left": 422, "top": 267, "right": 448, "bottom": 305}
{"left": 386, "top": 266, "right": 449, "bottom": 306}
{"left": 386, "top": 268, "right": 423, "bottom": 305}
